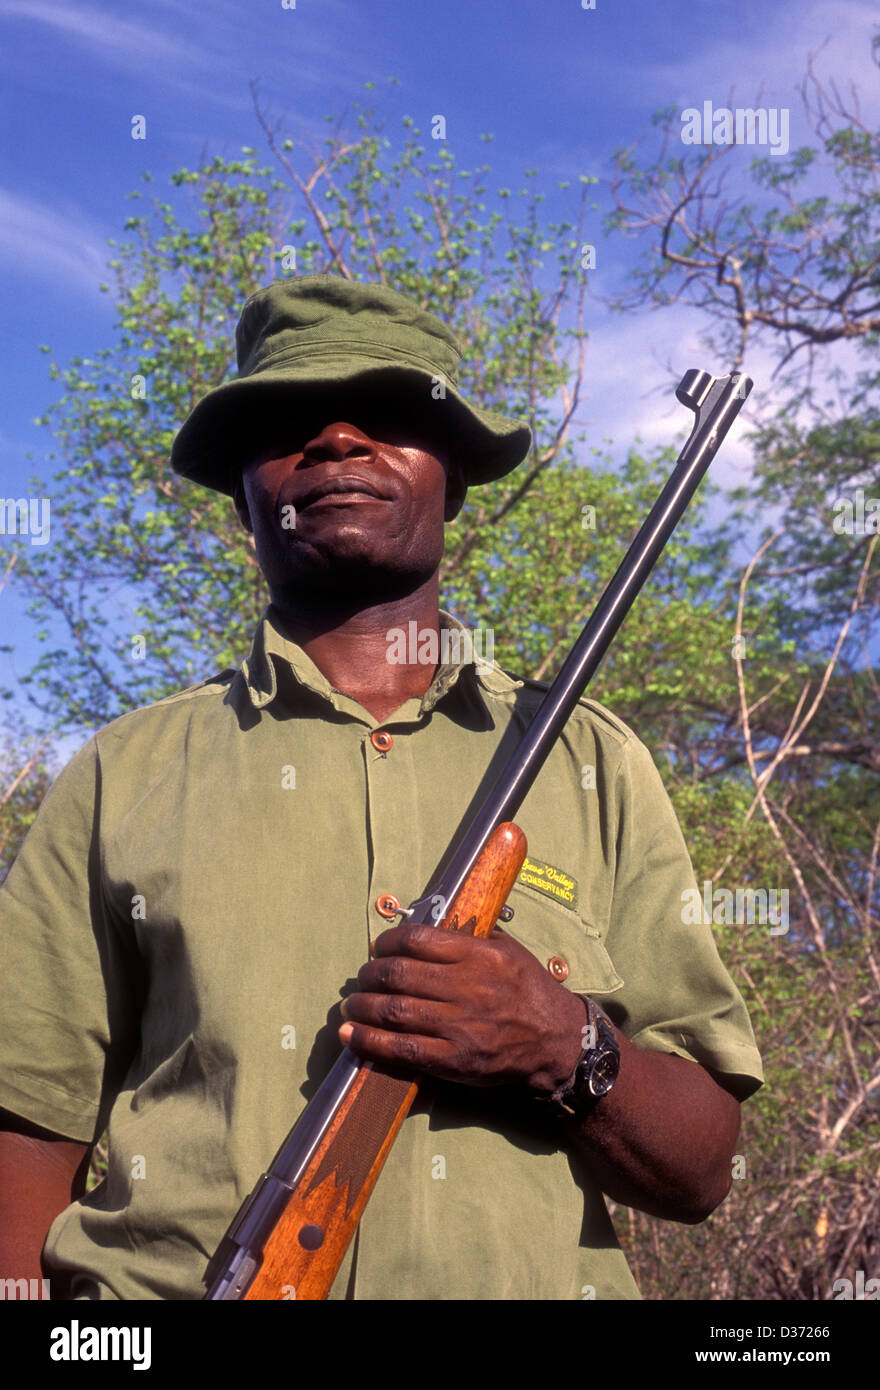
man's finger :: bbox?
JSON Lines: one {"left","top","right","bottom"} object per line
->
{"left": 371, "top": 922, "right": 484, "bottom": 962}
{"left": 338, "top": 1019, "right": 455, "bottom": 1073}
{"left": 341, "top": 990, "right": 453, "bottom": 1036}
{"left": 356, "top": 955, "right": 458, "bottom": 1000}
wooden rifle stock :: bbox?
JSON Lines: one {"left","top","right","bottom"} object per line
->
{"left": 240, "top": 823, "right": 526, "bottom": 1301}
{"left": 204, "top": 367, "right": 753, "bottom": 1302}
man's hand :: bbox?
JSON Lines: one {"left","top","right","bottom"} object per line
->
{"left": 338, "top": 922, "right": 587, "bottom": 1094}
{"left": 338, "top": 921, "right": 744, "bottom": 1226}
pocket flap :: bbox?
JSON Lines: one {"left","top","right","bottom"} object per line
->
{"left": 504, "top": 885, "right": 624, "bottom": 996}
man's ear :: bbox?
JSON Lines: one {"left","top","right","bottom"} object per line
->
{"left": 232, "top": 476, "right": 253, "bottom": 533}
{"left": 444, "top": 459, "right": 468, "bottom": 522}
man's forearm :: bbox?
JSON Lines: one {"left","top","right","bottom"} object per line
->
{"left": 555, "top": 999, "right": 741, "bottom": 1223}
{"left": 0, "top": 1121, "right": 90, "bottom": 1283}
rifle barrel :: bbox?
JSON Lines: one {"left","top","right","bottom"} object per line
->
{"left": 412, "top": 367, "right": 751, "bottom": 919}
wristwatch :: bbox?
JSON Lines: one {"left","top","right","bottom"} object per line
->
{"left": 546, "top": 996, "right": 621, "bottom": 1118}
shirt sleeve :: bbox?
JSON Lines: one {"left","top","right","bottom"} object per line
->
{"left": 602, "top": 733, "right": 764, "bottom": 1101}
{"left": 0, "top": 736, "right": 140, "bottom": 1142}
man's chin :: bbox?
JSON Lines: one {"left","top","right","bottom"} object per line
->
{"left": 268, "top": 551, "right": 435, "bottom": 607}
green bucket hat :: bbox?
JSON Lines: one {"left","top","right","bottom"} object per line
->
{"left": 170, "top": 274, "right": 532, "bottom": 494}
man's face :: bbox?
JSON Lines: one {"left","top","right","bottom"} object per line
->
{"left": 233, "top": 390, "right": 468, "bottom": 604}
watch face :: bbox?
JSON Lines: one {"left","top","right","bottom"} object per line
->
{"left": 586, "top": 1048, "right": 620, "bottom": 1098}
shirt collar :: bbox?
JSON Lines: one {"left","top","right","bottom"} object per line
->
{"left": 240, "top": 605, "right": 517, "bottom": 723}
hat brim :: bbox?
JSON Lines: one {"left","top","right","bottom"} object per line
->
{"left": 170, "top": 359, "right": 532, "bottom": 495}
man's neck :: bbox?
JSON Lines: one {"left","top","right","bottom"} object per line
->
{"left": 270, "top": 582, "right": 442, "bottom": 723}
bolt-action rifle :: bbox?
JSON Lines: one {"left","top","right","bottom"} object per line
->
{"left": 204, "top": 367, "right": 753, "bottom": 1301}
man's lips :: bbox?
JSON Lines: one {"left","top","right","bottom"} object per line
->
{"left": 294, "top": 475, "right": 393, "bottom": 510}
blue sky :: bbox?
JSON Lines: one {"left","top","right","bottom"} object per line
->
{"left": 1, "top": 0, "right": 877, "bottom": 747}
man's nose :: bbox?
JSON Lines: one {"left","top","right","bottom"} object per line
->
{"left": 301, "top": 421, "right": 377, "bottom": 465}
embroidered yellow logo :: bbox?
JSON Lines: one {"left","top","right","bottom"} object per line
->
{"left": 518, "top": 857, "right": 578, "bottom": 910}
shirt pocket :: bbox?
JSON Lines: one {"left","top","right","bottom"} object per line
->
{"left": 503, "top": 884, "right": 624, "bottom": 997}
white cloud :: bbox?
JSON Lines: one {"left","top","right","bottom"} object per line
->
{"left": 629, "top": 0, "right": 880, "bottom": 122}
{"left": 0, "top": 0, "right": 381, "bottom": 114}
{"left": 566, "top": 304, "right": 763, "bottom": 481}
{"left": 568, "top": 284, "right": 871, "bottom": 513}
{"left": 0, "top": 0, "right": 196, "bottom": 67}
{"left": 0, "top": 188, "right": 109, "bottom": 292}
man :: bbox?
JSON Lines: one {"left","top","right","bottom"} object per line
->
{"left": 0, "top": 275, "right": 763, "bottom": 1300}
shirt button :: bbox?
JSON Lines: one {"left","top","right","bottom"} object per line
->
{"left": 376, "top": 894, "right": 402, "bottom": 919}
{"left": 548, "top": 956, "right": 569, "bottom": 981}
{"left": 370, "top": 730, "right": 394, "bottom": 752}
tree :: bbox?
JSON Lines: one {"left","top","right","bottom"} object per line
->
{"left": 604, "top": 41, "right": 880, "bottom": 1299}
{"left": 605, "top": 43, "right": 880, "bottom": 642}
{"left": 0, "top": 553, "right": 54, "bottom": 884}
{"left": 0, "top": 740, "right": 53, "bottom": 893}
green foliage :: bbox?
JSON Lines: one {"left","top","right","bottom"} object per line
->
{"left": 0, "top": 727, "right": 53, "bottom": 885}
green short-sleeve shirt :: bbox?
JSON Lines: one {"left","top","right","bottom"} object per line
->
{"left": 0, "top": 607, "right": 763, "bottom": 1300}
